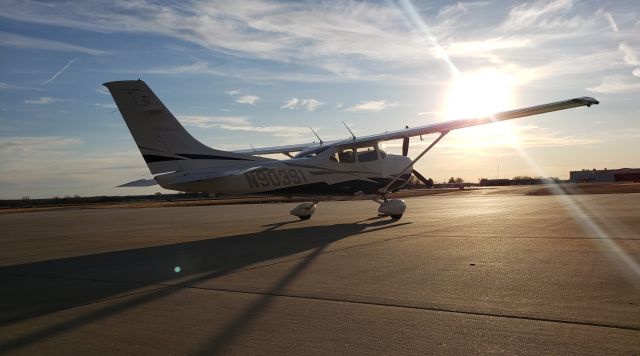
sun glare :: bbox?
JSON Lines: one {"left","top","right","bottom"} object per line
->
{"left": 445, "top": 69, "right": 515, "bottom": 119}
{"left": 443, "top": 69, "right": 519, "bottom": 149}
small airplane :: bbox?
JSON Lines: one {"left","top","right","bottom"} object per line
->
{"left": 104, "top": 80, "right": 598, "bottom": 220}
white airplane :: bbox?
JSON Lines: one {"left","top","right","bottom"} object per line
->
{"left": 104, "top": 80, "right": 598, "bottom": 220}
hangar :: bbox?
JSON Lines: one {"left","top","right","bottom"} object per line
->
{"left": 569, "top": 168, "right": 640, "bottom": 183}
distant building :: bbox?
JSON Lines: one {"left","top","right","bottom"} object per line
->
{"left": 479, "top": 179, "right": 512, "bottom": 186}
{"left": 569, "top": 168, "right": 640, "bottom": 183}
{"left": 479, "top": 178, "right": 552, "bottom": 186}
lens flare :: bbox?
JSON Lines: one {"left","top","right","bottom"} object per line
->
{"left": 445, "top": 69, "right": 515, "bottom": 120}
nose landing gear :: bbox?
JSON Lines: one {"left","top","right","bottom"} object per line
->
{"left": 374, "top": 197, "right": 406, "bottom": 220}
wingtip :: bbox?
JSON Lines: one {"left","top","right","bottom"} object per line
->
{"left": 574, "top": 96, "right": 599, "bottom": 106}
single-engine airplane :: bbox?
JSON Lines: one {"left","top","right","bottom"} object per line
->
{"left": 104, "top": 80, "right": 598, "bottom": 220}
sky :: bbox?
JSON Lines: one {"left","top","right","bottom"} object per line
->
{"left": 0, "top": 0, "right": 639, "bottom": 199}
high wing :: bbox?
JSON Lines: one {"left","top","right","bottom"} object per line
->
{"left": 234, "top": 142, "right": 319, "bottom": 156}
{"left": 348, "top": 96, "right": 598, "bottom": 147}
{"left": 234, "top": 97, "right": 598, "bottom": 155}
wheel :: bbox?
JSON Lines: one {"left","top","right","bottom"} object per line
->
{"left": 390, "top": 214, "right": 403, "bottom": 220}
{"left": 299, "top": 215, "right": 311, "bottom": 221}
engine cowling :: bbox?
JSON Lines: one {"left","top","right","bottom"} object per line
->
{"left": 290, "top": 202, "right": 317, "bottom": 220}
{"left": 378, "top": 199, "right": 406, "bottom": 220}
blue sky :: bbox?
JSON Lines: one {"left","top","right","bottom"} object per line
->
{"left": 0, "top": 0, "right": 639, "bottom": 198}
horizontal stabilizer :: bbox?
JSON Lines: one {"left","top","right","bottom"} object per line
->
{"left": 117, "top": 178, "right": 158, "bottom": 187}
{"left": 158, "top": 166, "right": 266, "bottom": 185}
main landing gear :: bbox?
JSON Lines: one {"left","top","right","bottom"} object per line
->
{"left": 290, "top": 202, "right": 317, "bottom": 220}
{"left": 290, "top": 198, "right": 406, "bottom": 221}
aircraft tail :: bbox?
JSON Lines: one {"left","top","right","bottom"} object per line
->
{"left": 103, "top": 80, "right": 268, "bottom": 174}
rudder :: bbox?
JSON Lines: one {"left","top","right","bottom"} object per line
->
{"left": 103, "top": 80, "right": 268, "bottom": 174}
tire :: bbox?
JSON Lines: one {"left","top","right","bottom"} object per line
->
{"left": 299, "top": 215, "right": 311, "bottom": 221}
{"left": 390, "top": 214, "right": 403, "bottom": 220}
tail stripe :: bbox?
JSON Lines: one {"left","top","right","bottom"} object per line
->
{"left": 143, "top": 155, "right": 185, "bottom": 163}
{"left": 176, "top": 153, "right": 252, "bottom": 161}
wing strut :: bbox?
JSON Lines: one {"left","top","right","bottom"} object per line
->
{"left": 379, "top": 131, "right": 449, "bottom": 194}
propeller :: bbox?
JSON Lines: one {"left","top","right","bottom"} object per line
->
{"left": 402, "top": 136, "right": 432, "bottom": 188}
{"left": 402, "top": 136, "right": 410, "bottom": 156}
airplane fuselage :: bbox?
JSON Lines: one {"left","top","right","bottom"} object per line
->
{"left": 156, "top": 152, "right": 412, "bottom": 196}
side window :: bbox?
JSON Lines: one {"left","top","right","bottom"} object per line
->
{"left": 356, "top": 146, "right": 378, "bottom": 162}
{"left": 338, "top": 149, "right": 355, "bottom": 163}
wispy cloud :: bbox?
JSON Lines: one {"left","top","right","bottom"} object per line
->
{"left": 178, "top": 115, "right": 249, "bottom": 128}
{"left": 619, "top": 42, "right": 639, "bottom": 66}
{"left": 500, "top": 0, "right": 575, "bottom": 31}
{"left": 140, "top": 60, "right": 227, "bottom": 77}
{"left": 42, "top": 58, "right": 76, "bottom": 85}
{"left": 132, "top": 60, "right": 346, "bottom": 83}
{"left": 0, "top": 1, "right": 431, "bottom": 79}
{"left": 0, "top": 136, "right": 83, "bottom": 152}
{"left": 603, "top": 12, "right": 618, "bottom": 32}
{"left": 0, "top": 82, "right": 43, "bottom": 91}
{"left": 178, "top": 115, "right": 308, "bottom": 137}
{"left": 302, "top": 99, "right": 323, "bottom": 111}
{"left": 223, "top": 89, "right": 260, "bottom": 105}
{"left": 280, "top": 98, "right": 324, "bottom": 111}
{"left": 95, "top": 102, "right": 117, "bottom": 109}
{"left": 281, "top": 98, "right": 298, "bottom": 110}
{"left": 235, "top": 94, "right": 260, "bottom": 105}
{"left": 587, "top": 75, "right": 640, "bottom": 94}
{"left": 4, "top": 0, "right": 630, "bottom": 87}
{"left": 24, "top": 97, "right": 56, "bottom": 105}
{"left": 418, "top": 111, "right": 439, "bottom": 117}
{"left": 216, "top": 123, "right": 310, "bottom": 137}
{"left": 345, "top": 100, "right": 398, "bottom": 112}
{"left": 0, "top": 31, "right": 108, "bottom": 55}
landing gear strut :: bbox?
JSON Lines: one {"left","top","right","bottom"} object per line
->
{"left": 373, "top": 131, "right": 449, "bottom": 221}
{"left": 290, "top": 202, "right": 317, "bottom": 220}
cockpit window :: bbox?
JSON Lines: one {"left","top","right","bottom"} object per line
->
{"left": 338, "top": 148, "right": 355, "bottom": 163}
{"left": 293, "top": 146, "right": 329, "bottom": 159}
{"left": 356, "top": 146, "right": 378, "bottom": 162}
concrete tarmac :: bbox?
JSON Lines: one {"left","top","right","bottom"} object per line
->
{"left": 1, "top": 192, "right": 639, "bottom": 355}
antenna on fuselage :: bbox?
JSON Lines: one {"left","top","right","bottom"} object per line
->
{"left": 342, "top": 121, "right": 357, "bottom": 140}
{"left": 249, "top": 144, "right": 261, "bottom": 157}
{"left": 309, "top": 126, "right": 323, "bottom": 145}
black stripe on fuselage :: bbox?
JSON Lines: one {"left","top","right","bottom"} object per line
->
{"left": 255, "top": 175, "right": 411, "bottom": 196}
{"left": 143, "top": 153, "right": 253, "bottom": 163}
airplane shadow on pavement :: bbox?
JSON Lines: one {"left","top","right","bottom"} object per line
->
{"left": 0, "top": 218, "right": 410, "bottom": 353}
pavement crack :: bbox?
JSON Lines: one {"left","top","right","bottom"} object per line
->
{"left": 174, "top": 285, "right": 640, "bottom": 332}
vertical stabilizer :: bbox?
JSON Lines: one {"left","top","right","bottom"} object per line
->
{"left": 103, "top": 80, "right": 268, "bottom": 174}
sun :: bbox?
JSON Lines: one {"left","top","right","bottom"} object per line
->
{"left": 444, "top": 69, "right": 515, "bottom": 120}
{"left": 442, "top": 69, "right": 520, "bottom": 149}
